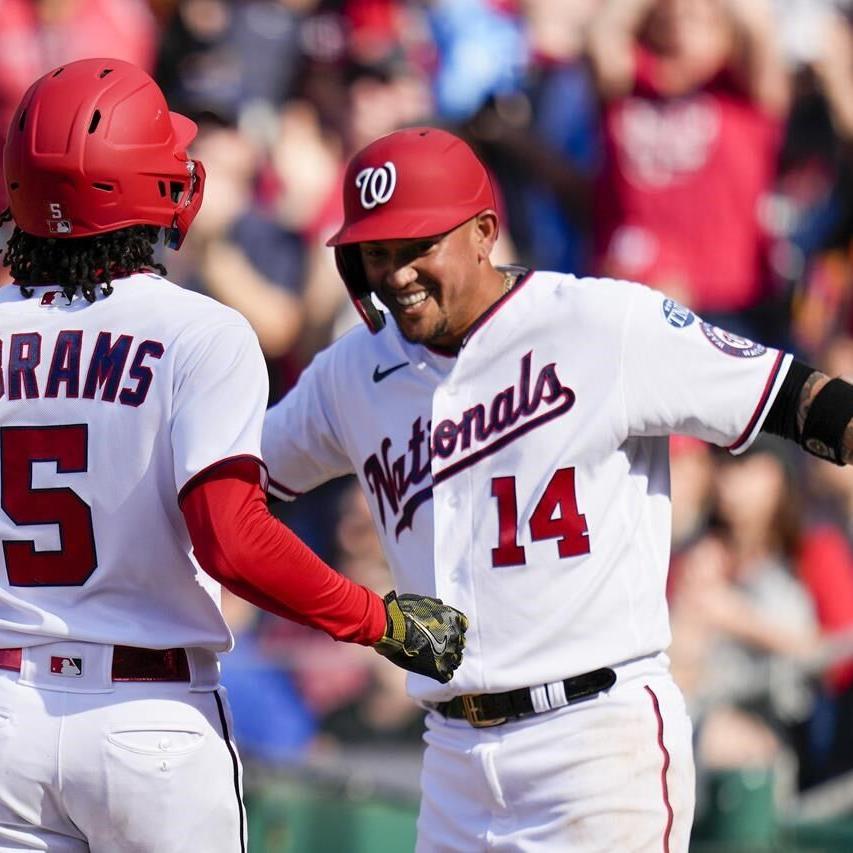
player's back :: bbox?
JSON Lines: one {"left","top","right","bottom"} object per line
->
{"left": 0, "top": 273, "right": 255, "bottom": 651}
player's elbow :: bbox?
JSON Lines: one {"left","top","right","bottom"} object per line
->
{"left": 192, "top": 537, "right": 237, "bottom": 586}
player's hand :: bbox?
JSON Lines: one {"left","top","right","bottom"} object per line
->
{"left": 374, "top": 591, "right": 468, "bottom": 683}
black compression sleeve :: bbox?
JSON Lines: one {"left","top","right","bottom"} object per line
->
{"left": 802, "top": 378, "right": 853, "bottom": 464}
{"left": 761, "top": 359, "right": 815, "bottom": 441}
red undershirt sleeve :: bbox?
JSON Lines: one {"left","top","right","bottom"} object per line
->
{"left": 180, "top": 458, "right": 387, "bottom": 645}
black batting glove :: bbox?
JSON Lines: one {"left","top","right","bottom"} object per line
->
{"left": 374, "top": 591, "right": 468, "bottom": 683}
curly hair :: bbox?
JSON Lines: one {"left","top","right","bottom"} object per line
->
{"left": 0, "top": 209, "right": 167, "bottom": 303}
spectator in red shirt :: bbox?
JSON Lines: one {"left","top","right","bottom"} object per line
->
{"left": 586, "top": 0, "right": 791, "bottom": 342}
{"left": 0, "top": 0, "right": 157, "bottom": 133}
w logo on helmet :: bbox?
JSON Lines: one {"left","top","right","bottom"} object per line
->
{"left": 355, "top": 162, "right": 397, "bottom": 210}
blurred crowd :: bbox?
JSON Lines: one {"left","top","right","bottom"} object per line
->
{"left": 5, "top": 0, "right": 853, "bottom": 814}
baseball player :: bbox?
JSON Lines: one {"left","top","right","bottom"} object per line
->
{"left": 262, "top": 126, "right": 853, "bottom": 852}
{"left": 0, "top": 63, "right": 466, "bottom": 853}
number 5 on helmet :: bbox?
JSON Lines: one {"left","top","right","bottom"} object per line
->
{"left": 374, "top": 591, "right": 468, "bottom": 683}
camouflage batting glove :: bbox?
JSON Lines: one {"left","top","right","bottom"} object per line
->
{"left": 374, "top": 591, "right": 468, "bottom": 683}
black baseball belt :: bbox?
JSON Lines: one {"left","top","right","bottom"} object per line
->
{"left": 433, "top": 666, "right": 617, "bottom": 728}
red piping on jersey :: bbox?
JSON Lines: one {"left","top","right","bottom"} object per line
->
{"left": 728, "top": 350, "right": 785, "bottom": 451}
{"left": 424, "top": 341, "right": 461, "bottom": 358}
{"left": 267, "top": 476, "right": 303, "bottom": 499}
{"left": 645, "top": 685, "right": 674, "bottom": 853}
{"left": 423, "top": 268, "right": 536, "bottom": 357}
{"left": 178, "top": 454, "right": 269, "bottom": 505}
{"left": 460, "top": 267, "right": 535, "bottom": 349}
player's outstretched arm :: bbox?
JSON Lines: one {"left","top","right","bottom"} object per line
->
{"left": 180, "top": 458, "right": 467, "bottom": 682}
{"left": 375, "top": 592, "right": 468, "bottom": 684}
{"left": 587, "top": 0, "right": 657, "bottom": 100}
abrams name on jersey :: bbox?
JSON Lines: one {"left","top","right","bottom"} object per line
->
{"left": 0, "top": 330, "right": 163, "bottom": 407}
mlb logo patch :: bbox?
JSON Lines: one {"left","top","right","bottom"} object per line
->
{"left": 47, "top": 219, "right": 73, "bottom": 234}
{"left": 40, "top": 290, "right": 64, "bottom": 307}
{"left": 50, "top": 656, "right": 82, "bottom": 676}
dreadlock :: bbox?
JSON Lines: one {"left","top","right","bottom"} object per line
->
{"left": 0, "top": 209, "right": 167, "bottom": 303}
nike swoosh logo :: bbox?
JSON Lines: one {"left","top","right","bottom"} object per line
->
{"left": 408, "top": 614, "right": 449, "bottom": 656}
{"left": 372, "top": 361, "right": 410, "bottom": 383}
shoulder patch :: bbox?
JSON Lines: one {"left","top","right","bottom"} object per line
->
{"left": 700, "top": 322, "right": 766, "bottom": 358}
{"left": 661, "top": 298, "right": 694, "bottom": 328}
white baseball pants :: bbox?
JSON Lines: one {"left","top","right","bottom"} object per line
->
{"left": 417, "top": 654, "right": 695, "bottom": 852}
{"left": 0, "top": 643, "right": 245, "bottom": 852}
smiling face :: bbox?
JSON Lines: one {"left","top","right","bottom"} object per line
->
{"left": 358, "top": 211, "right": 503, "bottom": 350}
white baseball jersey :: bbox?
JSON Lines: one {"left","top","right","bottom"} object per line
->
{"left": 0, "top": 273, "right": 268, "bottom": 651}
{"left": 263, "top": 272, "right": 791, "bottom": 703}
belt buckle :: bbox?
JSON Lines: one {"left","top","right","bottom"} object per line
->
{"left": 461, "top": 694, "right": 507, "bottom": 728}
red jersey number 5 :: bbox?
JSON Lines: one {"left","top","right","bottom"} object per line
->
{"left": 1, "top": 425, "right": 97, "bottom": 586}
{"left": 491, "top": 467, "right": 590, "bottom": 568}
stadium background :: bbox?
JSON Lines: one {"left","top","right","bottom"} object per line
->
{"left": 4, "top": 1, "right": 853, "bottom": 849}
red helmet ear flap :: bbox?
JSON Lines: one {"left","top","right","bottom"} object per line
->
{"left": 334, "top": 245, "right": 385, "bottom": 334}
{"left": 166, "top": 158, "right": 205, "bottom": 249}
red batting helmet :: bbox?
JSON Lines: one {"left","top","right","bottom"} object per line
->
{"left": 327, "top": 126, "right": 497, "bottom": 333}
{"left": 3, "top": 58, "right": 204, "bottom": 249}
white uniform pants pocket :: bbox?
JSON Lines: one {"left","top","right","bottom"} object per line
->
{"left": 0, "top": 675, "right": 246, "bottom": 853}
